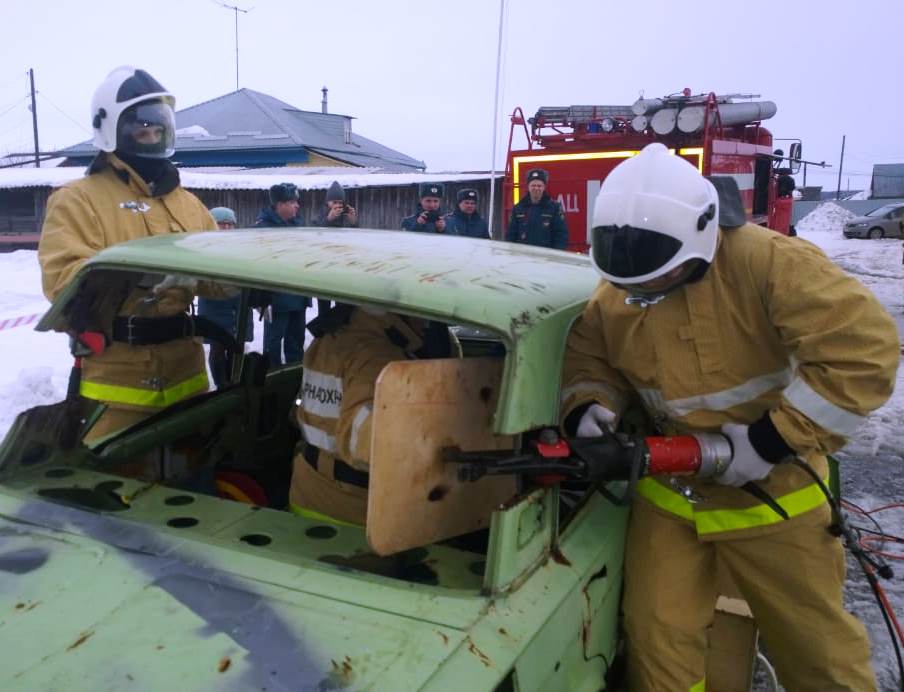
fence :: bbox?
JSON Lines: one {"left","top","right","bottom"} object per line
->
{"left": 1, "top": 177, "right": 507, "bottom": 250}
{"left": 792, "top": 198, "right": 904, "bottom": 224}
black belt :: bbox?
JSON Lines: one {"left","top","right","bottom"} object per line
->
{"left": 112, "top": 314, "right": 239, "bottom": 353}
{"left": 303, "top": 443, "right": 369, "bottom": 489}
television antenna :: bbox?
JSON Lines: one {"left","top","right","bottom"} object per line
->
{"left": 212, "top": 1, "right": 254, "bottom": 90}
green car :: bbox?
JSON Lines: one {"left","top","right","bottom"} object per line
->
{"left": 0, "top": 229, "right": 629, "bottom": 691}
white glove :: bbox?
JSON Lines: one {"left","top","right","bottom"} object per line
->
{"left": 576, "top": 403, "right": 617, "bottom": 437}
{"left": 152, "top": 274, "right": 198, "bottom": 295}
{"left": 716, "top": 422, "right": 776, "bottom": 487}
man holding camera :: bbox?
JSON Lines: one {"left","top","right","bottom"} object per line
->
{"left": 402, "top": 182, "right": 447, "bottom": 233}
{"left": 314, "top": 181, "right": 358, "bottom": 228}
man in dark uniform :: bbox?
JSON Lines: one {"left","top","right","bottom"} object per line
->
{"left": 255, "top": 183, "right": 308, "bottom": 365}
{"left": 506, "top": 168, "right": 569, "bottom": 249}
{"left": 402, "top": 182, "right": 447, "bottom": 233}
{"left": 443, "top": 188, "right": 490, "bottom": 239}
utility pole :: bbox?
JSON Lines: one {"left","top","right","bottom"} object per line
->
{"left": 216, "top": 2, "right": 252, "bottom": 90}
{"left": 802, "top": 162, "right": 807, "bottom": 188}
{"left": 835, "top": 134, "right": 845, "bottom": 201}
{"left": 29, "top": 68, "right": 40, "bottom": 168}
{"left": 487, "top": 0, "right": 507, "bottom": 239}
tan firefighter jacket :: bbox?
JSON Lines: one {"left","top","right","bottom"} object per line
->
{"left": 290, "top": 309, "right": 428, "bottom": 525}
{"left": 561, "top": 224, "right": 899, "bottom": 539}
{"left": 38, "top": 153, "right": 217, "bottom": 411}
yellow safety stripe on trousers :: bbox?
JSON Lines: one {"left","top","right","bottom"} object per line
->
{"left": 636, "top": 477, "right": 827, "bottom": 535}
{"left": 289, "top": 501, "right": 362, "bottom": 528}
{"left": 690, "top": 678, "right": 705, "bottom": 692}
{"left": 80, "top": 371, "right": 208, "bottom": 408}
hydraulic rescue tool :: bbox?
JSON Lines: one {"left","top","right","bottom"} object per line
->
{"left": 447, "top": 429, "right": 903, "bottom": 688}
{"left": 446, "top": 428, "right": 790, "bottom": 519}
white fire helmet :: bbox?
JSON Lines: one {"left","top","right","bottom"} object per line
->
{"left": 590, "top": 143, "right": 719, "bottom": 285}
{"left": 90, "top": 66, "right": 176, "bottom": 159}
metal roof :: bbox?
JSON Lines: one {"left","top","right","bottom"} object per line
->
{"left": 871, "top": 164, "right": 904, "bottom": 198}
{"left": 59, "top": 89, "right": 425, "bottom": 172}
{"left": 41, "top": 230, "right": 598, "bottom": 432}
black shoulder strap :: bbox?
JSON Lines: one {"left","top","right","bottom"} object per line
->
{"left": 706, "top": 175, "right": 746, "bottom": 229}
{"left": 307, "top": 303, "right": 355, "bottom": 338}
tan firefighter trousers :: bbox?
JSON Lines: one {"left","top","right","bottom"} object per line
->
{"left": 623, "top": 497, "right": 876, "bottom": 692}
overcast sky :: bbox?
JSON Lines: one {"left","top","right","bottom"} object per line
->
{"left": 2, "top": 0, "right": 901, "bottom": 191}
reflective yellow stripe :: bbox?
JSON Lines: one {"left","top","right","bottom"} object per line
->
{"left": 637, "top": 477, "right": 827, "bottom": 535}
{"left": 695, "top": 481, "right": 827, "bottom": 535}
{"left": 80, "top": 371, "right": 208, "bottom": 408}
{"left": 289, "top": 501, "right": 361, "bottom": 528}
{"left": 637, "top": 478, "right": 695, "bottom": 521}
{"left": 690, "top": 677, "right": 706, "bottom": 692}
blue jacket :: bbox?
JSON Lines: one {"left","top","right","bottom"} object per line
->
{"left": 197, "top": 294, "right": 254, "bottom": 344}
{"left": 443, "top": 208, "right": 490, "bottom": 239}
{"left": 506, "top": 193, "right": 569, "bottom": 249}
{"left": 401, "top": 204, "right": 448, "bottom": 234}
{"left": 255, "top": 206, "right": 310, "bottom": 310}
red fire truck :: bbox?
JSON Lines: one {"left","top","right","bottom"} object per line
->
{"left": 504, "top": 90, "right": 802, "bottom": 252}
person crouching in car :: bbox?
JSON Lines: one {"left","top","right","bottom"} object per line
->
{"left": 290, "top": 305, "right": 454, "bottom": 525}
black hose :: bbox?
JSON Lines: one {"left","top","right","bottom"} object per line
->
{"left": 789, "top": 457, "right": 903, "bottom": 690}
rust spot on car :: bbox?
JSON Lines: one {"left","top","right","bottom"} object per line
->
{"left": 67, "top": 630, "right": 94, "bottom": 651}
{"left": 218, "top": 656, "right": 231, "bottom": 673}
{"left": 436, "top": 630, "right": 449, "bottom": 645}
{"left": 466, "top": 637, "right": 493, "bottom": 668}
{"left": 509, "top": 310, "right": 534, "bottom": 331}
{"left": 419, "top": 270, "right": 454, "bottom": 283}
{"left": 427, "top": 485, "right": 449, "bottom": 502}
{"left": 550, "top": 547, "right": 572, "bottom": 566}
{"left": 479, "top": 386, "right": 493, "bottom": 403}
{"left": 328, "top": 656, "right": 354, "bottom": 684}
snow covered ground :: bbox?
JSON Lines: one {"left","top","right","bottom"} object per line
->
{"left": 0, "top": 207, "right": 902, "bottom": 689}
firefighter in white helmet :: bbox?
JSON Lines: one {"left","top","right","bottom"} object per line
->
{"left": 560, "top": 143, "right": 897, "bottom": 691}
{"left": 39, "top": 66, "right": 217, "bottom": 443}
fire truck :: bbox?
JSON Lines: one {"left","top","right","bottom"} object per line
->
{"left": 504, "top": 90, "right": 803, "bottom": 252}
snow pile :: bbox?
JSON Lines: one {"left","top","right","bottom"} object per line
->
{"left": 796, "top": 202, "right": 855, "bottom": 235}
{"left": 176, "top": 125, "right": 211, "bottom": 138}
{"left": 0, "top": 250, "right": 51, "bottom": 316}
{"left": 0, "top": 367, "right": 63, "bottom": 436}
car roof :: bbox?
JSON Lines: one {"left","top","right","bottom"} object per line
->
{"left": 41, "top": 229, "right": 600, "bottom": 432}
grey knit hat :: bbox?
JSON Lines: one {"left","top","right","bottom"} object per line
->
{"left": 326, "top": 180, "right": 346, "bottom": 203}
{"left": 209, "top": 206, "right": 237, "bottom": 224}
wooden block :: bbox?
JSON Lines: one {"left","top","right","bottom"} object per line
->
{"left": 366, "top": 357, "right": 516, "bottom": 556}
{"left": 706, "top": 595, "right": 758, "bottom": 692}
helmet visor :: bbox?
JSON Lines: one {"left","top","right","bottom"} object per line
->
{"left": 116, "top": 101, "right": 175, "bottom": 158}
{"left": 591, "top": 224, "right": 683, "bottom": 281}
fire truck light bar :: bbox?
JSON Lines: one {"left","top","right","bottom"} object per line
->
{"left": 512, "top": 148, "right": 704, "bottom": 204}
